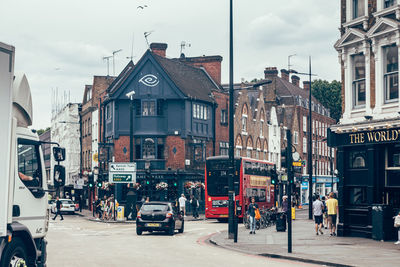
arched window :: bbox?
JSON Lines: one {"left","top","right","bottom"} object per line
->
{"left": 235, "top": 135, "right": 243, "bottom": 157}
{"left": 242, "top": 104, "right": 248, "bottom": 133}
{"left": 256, "top": 138, "right": 261, "bottom": 159}
{"left": 246, "top": 137, "right": 253, "bottom": 158}
{"left": 143, "top": 138, "right": 156, "bottom": 159}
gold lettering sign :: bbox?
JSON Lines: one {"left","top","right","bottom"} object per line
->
{"left": 250, "top": 175, "right": 270, "bottom": 186}
{"left": 348, "top": 129, "right": 400, "bottom": 144}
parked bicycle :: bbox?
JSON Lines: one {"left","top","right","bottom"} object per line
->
{"left": 243, "top": 207, "right": 277, "bottom": 230}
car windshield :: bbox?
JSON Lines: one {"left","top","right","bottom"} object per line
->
{"left": 61, "top": 200, "right": 73, "bottom": 204}
{"left": 141, "top": 204, "right": 169, "bottom": 212}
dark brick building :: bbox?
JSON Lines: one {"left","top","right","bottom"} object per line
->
{"left": 98, "top": 43, "right": 227, "bottom": 206}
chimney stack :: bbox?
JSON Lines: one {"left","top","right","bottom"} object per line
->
{"left": 303, "top": 81, "right": 311, "bottom": 91}
{"left": 280, "top": 69, "right": 289, "bottom": 81}
{"left": 264, "top": 67, "right": 278, "bottom": 79}
{"left": 179, "top": 55, "right": 223, "bottom": 84}
{"left": 150, "top": 43, "right": 168, "bottom": 57}
{"left": 291, "top": 75, "right": 300, "bottom": 87}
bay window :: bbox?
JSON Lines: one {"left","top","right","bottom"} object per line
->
{"left": 384, "top": 44, "right": 399, "bottom": 102}
{"left": 352, "top": 54, "right": 366, "bottom": 108}
{"left": 352, "top": 0, "right": 365, "bottom": 19}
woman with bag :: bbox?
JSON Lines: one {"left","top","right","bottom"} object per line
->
{"left": 394, "top": 210, "right": 400, "bottom": 245}
{"left": 247, "top": 197, "right": 259, "bottom": 234}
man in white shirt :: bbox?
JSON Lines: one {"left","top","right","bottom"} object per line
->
{"left": 313, "top": 195, "right": 324, "bottom": 235}
{"left": 178, "top": 194, "right": 187, "bottom": 217}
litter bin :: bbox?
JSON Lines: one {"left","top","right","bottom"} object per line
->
{"left": 276, "top": 212, "right": 287, "bottom": 232}
{"left": 117, "top": 205, "right": 125, "bottom": 221}
{"left": 372, "top": 204, "right": 395, "bottom": 241}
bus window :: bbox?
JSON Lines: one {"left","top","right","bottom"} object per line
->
{"left": 206, "top": 160, "right": 240, "bottom": 196}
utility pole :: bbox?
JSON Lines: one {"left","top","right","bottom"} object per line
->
{"left": 228, "top": 0, "right": 235, "bottom": 240}
{"left": 307, "top": 57, "right": 313, "bottom": 220}
{"left": 286, "top": 130, "right": 293, "bottom": 253}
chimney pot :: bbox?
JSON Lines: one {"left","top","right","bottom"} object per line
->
{"left": 303, "top": 81, "right": 311, "bottom": 91}
{"left": 150, "top": 43, "right": 168, "bottom": 57}
{"left": 280, "top": 69, "right": 289, "bottom": 81}
{"left": 291, "top": 75, "right": 300, "bottom": 87}
{"left": 264, "top": 67, "right": 278, "bottom": 79}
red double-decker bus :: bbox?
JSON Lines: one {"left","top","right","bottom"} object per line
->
{"left": 205, "top": 156, "right": 276, "bottom": 220}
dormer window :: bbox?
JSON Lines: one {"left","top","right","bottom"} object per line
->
{"left": 352, "top": 54, "right": 366, "bottom": 108}
{"left": 353, "top": 0, "right": 365, "bottom": 19}
{"left": 384, "top": 44, "right": 399, "bottom": 102}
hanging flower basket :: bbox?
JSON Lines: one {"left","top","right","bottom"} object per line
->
{"left": 184, "top": 181, "right": 195, "bottom": 189}
{"left": 156, "top": 182, "right": 168, "bottom": 191}
{"left": 196, "top": 182, "right": 205, "bottom": 189}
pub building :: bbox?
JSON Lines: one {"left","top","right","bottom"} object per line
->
{"left": 98, "top": 43, "right": 227, "bottom": 213}
{"left": 331, "top": 0, "right": 400, "bottom": 239}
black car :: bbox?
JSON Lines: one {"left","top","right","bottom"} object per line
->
{"left": 136, "top": 201, "right": 184, "bottom": 235}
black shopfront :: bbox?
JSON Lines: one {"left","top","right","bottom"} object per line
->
{"left": 329, "top": 126, "right": 400, "bottom": 239}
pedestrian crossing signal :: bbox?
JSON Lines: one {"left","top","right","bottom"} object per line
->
{"left": 97, "top": 182, "right": 102, "bottom": 188}
{"left": 89, "top": 183, "right": 93, "bottom": 188}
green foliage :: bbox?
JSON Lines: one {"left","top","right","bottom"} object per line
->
{"left": 37, "top": 127, "right": 50, "bottom": 136}
{"left": 311, "top": 79, "right": 342, "bottom": 122}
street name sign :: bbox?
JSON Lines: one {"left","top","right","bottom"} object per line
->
{"left": 109, "top": 162, "right": 136, "bottom": 184}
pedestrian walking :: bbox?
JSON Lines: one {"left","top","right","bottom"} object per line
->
{"left": 322, "top": 196, "right": 328, "bottom": 229}
{"left": 326, "top": 192, "right": 338, "bottom": 236}
{"left": 178, "top": 194, "right": 187, "bottom": 217}
{"left": 190, "top": 195, "right": 199, "bottom": 219}
{"left": 94, "top": 196, "right": 102, "bottom": 220}
{"left": 393, "top": 210, "right": 400, "bottom": 245}
{"left": 52, "top": 197, "right": 64, "bottom": 221}
{"left": 313, "top": 195, "right": 324, "bottom": 235}
{"left": 247, "top": 197, "right": 259, "bottom": 234}
{"left": 282, "top": 195, "right": 288, "bottom": 213}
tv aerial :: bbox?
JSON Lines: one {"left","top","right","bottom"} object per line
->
{"left": 144, "top": 31, "right": 154, "bottom": 49}
{"left": 103, "top": 55, "right": 112, "bottom": 76}
{"left": 180, "top": 41, "right": 191, "bottom": 56}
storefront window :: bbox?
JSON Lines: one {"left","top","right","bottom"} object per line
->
{"left": 387, "top": 146, "right": 400, "bottom": 168}
{"left": 348, "top": 187, "right": 367, "bottom": 205}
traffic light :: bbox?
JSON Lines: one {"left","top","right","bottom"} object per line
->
{"left": 281, "top": 150, "right": 287, "bottom": 170}
{"left": 54, "top": 165, "right": 65, "bottom": 187}
{"left": 88, "top": 175, "right": 94, "bottom": 188}
{"left": 271, "top": 165, "right": 278, "bottom": 185}
{"left": 97, "top": 181, "right": 102, "bottom": 188}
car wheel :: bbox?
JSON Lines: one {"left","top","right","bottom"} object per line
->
{"left": 136, "top": 228, "right": 143, "bottom": 235}
{"left": 178, "top": 220, "right": 184, "bottom": 233}
{"left": 168, "top": 223, "right": 175, "bottom": 236}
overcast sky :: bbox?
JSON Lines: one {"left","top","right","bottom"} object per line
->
{"left": 0, "top": 0, "right": 340, "bottom": 129}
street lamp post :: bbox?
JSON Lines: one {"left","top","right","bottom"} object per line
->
{"left": 126, "top": 90, "right": 135, "bottom": 162}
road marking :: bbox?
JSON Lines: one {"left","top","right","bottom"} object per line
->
{"left": 184, "top": 228, "right": 206, "bottom": 232}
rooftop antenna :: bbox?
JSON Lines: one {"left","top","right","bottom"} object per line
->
{"left": 144, "top": 31, "right": 153, "bottom": 49}
{"left": 103, "top": 55, "right": 112, "bottom": 76}
{"left": 112, "top": 49, "right": 123, "bottom": 76}
{"left": 288, "top": 54, "right": 297, "bottom": 75}
{"left": 180, "top": 41, "right": 191, "bottom": 56}
{"left": 127, "top": 33, "right": 135, "bottom": 62}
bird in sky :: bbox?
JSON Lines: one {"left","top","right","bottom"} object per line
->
{"left": 137, "top": 5, "right": 148, "bottom": 9}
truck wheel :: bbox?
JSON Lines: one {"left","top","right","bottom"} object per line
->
{"left": 0, "top": 237, "right": 28, "bottom": 267}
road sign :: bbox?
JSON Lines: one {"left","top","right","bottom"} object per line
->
{"left": 292, "top": 161, "right": 302, "bottom": 167}
{"left": 111, "top": 173, "right": 133, "bottom": 183}
{"left": 109, "top": 162, "right": 137, "bottom": 184}
{"left": 109, "top": 162, "right": 136, "bottom": 172}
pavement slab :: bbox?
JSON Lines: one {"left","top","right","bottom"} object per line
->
{"left": 209, "top": 209, "right": 400, "bottom": 267}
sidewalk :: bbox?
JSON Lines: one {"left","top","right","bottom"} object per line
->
{"left": 209, "top": 209, "right": 400, "bottom": 267}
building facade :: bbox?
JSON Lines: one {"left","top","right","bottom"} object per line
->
{"left": 330, "top": 0, "right": 400, "bottom": 239}
{"left": 97, "top": 43, "right": 227, "bottom": 208}
{"left": 50, "top": 103, "right": 81, "bottom": 197}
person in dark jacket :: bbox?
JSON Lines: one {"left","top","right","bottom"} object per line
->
{"left": 52, "top": 197, "right": 64, "bottom": 221}
{"left": 190, "top": 195, "right": 199, "bottom": 219}
{"left": 247, "top": 197, "right": 258, "bottom": 234}
{"left": 282, "top": 195, "right": 288, "bottom": 213}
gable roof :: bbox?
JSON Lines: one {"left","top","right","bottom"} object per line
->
{"left": 152, "top": 53, "right": 219, "bottom": 103}
{"left": 334, "top": 28, "right": 367, "bottom": 50}
{"left": 367, "top": 17, "right": 400, "bottom": 39}
{"left": 107, "top": 61, "right": 135, "bottom": 95}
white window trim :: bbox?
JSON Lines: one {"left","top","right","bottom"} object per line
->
{"left": 345, "top": 0, "right": 369, "bottom": 29}
{"left": 375, "top": 0, "right": 400, "bottom": 16}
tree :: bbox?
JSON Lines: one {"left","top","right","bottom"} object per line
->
{"left": 312, "top": 79, "right": 342, "bottom": 122}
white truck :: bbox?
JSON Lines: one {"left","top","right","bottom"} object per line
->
{"left": 0, "top": 42, "right": 65, "bottom": 267}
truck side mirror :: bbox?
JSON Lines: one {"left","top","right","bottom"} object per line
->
{"left": 54, "top": 165, "right": 65, "bottom": 186}
{"left": 53, "top": 147, "right": 66, "bottom": 162}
